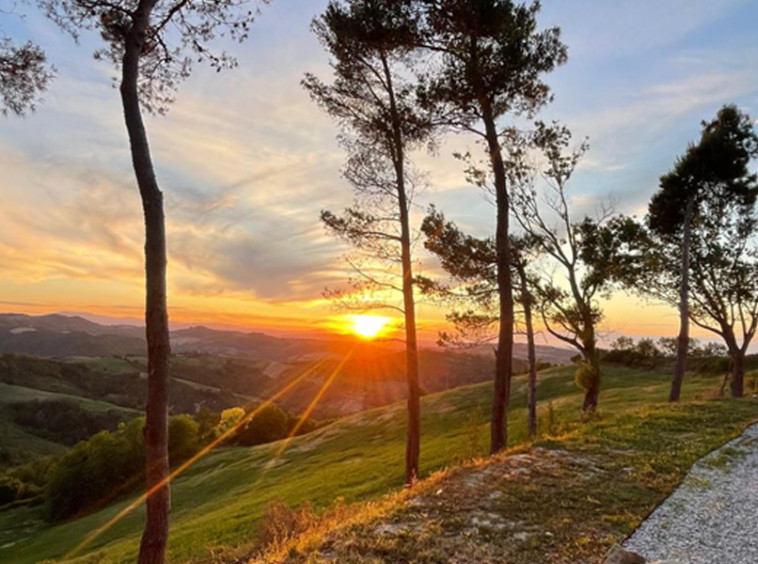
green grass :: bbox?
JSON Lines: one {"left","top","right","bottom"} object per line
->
{"left": 0, "top": 383, "right": 139, "bottom": 414}
{"left": 62, "top": 357, "right": 139, "bottom": 376}
{"left": 271, "top": 397, "right": 758, "bottom": 564}
{"left": 0, "top": 365, "right": 741, "bottom": 564}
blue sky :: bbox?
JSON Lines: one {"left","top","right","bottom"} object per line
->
{"left": 0, "top": 0, "right": 757, "bottom": 341}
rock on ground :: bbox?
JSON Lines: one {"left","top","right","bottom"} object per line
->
{"left": 603, "top": 545, "right": 647, "bottom": 564}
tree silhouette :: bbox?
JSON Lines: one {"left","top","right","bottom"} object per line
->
{"left": 40, "top": 0, "right": 270, "bottom": 561}
{"left": 420, "top": 209, "right": 541, "bottom": 437}
{"left": 647, "top": 105, "right": 758, "bottom": 401}
{"left": 608, "top": 106, "right": 758, "bottom": 399}
{"left": 416, "top": 0, "right": 566, "bottom": 453}
{"left": 1, "top": 4, "right": 54, "bottom": 116}
{"left": 303, "top": 0, "right": 432, "bottom": 486}
{"left": 512, "top": 123, "right": 615, "bottom": 413}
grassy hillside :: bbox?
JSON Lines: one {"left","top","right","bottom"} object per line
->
{"left": 0, "top": 355, "right": 260, "bottom": 428}
{"left": 0, "top": 365, "right": 744, "bottom": 564}
{"left": 0, "top": 383, "right": 139, "bottom": 469}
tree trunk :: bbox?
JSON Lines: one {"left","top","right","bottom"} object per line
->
{"left": 730, "top": 347, "right": 745, "bottom": 399}
{"left": 582, "top": 343, "right": 601, "bottom": 412}
{"left": 670, "top": 195, "right": 695, "bottom": 402}
{"left": 482, "top": 102, "right": 514, "bottom": 454}
{"left": 518, "top": 265, "right": 537, "bottom": 438}
{"left": 399, "top": 192, "right": 420, "bottom": 485}
{"left": 396, "top": 155, "right": 420, "bottom": 485}
{"left": 381, "top": 53, "right": 420, "bottom": 486}
{"left": 121, "top": 4, "right": 171, "bottom": 563}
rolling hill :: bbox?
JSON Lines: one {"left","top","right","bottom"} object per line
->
{"left": 0, "top": 355, "right": 260, "bottom": 469}
{"left": 0, "top": 313, "right": 575, "bottom": 425}
{"left": 0, "top": 313, "right": 575, "bottom": 364}
{"left": 0, "top": 363, "right": 737, "bottom": 564}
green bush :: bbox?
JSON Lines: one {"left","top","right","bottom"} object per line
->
{"left": 169, "top": 415, "right": 200, "bottom": 461}
{"left": 226, "top": 404, "right": 321, "bottom": 447}
{"left": 574, "top": 361, "right": 596, "bottom": 391}
{"left": 234, "top": 404, "right": 289, "bottom": 446}
{"left": 195, "top": 407, "right": 221, "bottom": 442}
{"left": 44, "top": 415, "right": 201, "bottom": 522}
{"left": 45, "top": 419, "right": 145, "bottom": 521}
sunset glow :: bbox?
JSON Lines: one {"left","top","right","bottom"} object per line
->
{"left": 0, "top": 1, "right": 755, "bottom": 343}
{"left": 348, "top": 315, "right": 391, "bottom": 339}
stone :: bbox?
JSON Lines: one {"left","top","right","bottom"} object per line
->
{"left": 603, "top": 546, "right": 647, "bottom": 564}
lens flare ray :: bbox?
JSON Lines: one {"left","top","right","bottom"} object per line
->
{"left": 63, "top": 358, "right": 331, "bottom": 561}
{"left": 253, "top": 350, "right": 353, "bottom": 486}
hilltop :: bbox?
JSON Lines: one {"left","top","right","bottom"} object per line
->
{"left": 2, "top": 363, "right": 753, "bottom": 564}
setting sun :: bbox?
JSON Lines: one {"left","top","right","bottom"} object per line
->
{"left": 348, "top": 315, "right": 390, "bottom": 339}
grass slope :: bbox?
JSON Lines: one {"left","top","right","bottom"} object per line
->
{"left": 0, "top": 384, "right": 140, "bottom": 469}
{"left": 0, "top": 365, "right": 744, "bottom": 564}
{"left": 269, "top": 400, "right": 758, "bottom": 564}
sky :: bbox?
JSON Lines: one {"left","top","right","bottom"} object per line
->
{"left": 1, "top": 0, "right": 757, "bottom": 346}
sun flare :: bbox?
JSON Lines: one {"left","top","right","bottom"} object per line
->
{"left": 348, "top": 315, "right": 390, "bottom": 339}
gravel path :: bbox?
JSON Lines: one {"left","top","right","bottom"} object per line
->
{"left": 624, "top": 422, "right": 758, "bottom": 563}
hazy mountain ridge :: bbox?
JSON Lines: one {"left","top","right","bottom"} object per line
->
{"left": 0, "top": 313, "right": 575, "bottom": 425}
{"left": 0, "top": 313, "right": 575, "bottom": 364}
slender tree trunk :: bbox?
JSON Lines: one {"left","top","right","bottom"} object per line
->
{"left": 121, "top": 4, "right": 171, "bottom": 563}
{"left": 399, "top": 187, "right": 421, "bottom": 485}
{"left": 730, "top": 346, "right": 745, "bottom": 399}
{"left": 381, "top": 53, "right": 420, "bottom": 486}
{"left": 395, "top": 153, "right": 420, "bottom": 485}
{"left": 670, "top": 195, "right": 695, "bottom": 402}
{"left": 518, "top": 265, "right": 537, "bottom": 438}
{"left": 482, "top": 102, "right": 514, "bottom": 454}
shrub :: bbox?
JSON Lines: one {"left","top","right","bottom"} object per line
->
{"left": 602, "top": 337, "right": 663, "bottom": 369}
{"left": 45, "top": 419, "right": 145, "bottom": 521}
{"left": 195, "top": 407, "right": 221, "bottom": 442}
{"left": 169, "top": 415, "right": 200, "bottom": 461}
{"left": 574, "top": 361, "right": 596, "bottom": 391}
{"left": 257, "top": 500, "right": 317, "bottom": 550}
{"left": 0, "top": 476, "right": 26, "bottom": 506}
{"left": 235, "top": 404, "right": 289, "bottom": 447}
{"left": 216, "top": 407, "right": 246, "bottom": 439}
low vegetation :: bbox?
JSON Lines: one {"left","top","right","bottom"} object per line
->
{"left": 0, "top": 402, "right": 320, "bottom": 519}
{"left": 257, "top": 399, "right": 757, "bottom": 564}
{"left": 9, "top": 399, "right": 126, "bottom": 446}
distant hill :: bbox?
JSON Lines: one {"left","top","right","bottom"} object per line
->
{"left": 0, "top": 354, "right": 259, "bottom": 468}
{"left": 0, "top": 313, "right": 575, "bottom": 425}
{"left": 0, "top": 314, "right": 145, "bottom": 357}
{"left": 0, "top": 313, "right": 575, "bottom": 364}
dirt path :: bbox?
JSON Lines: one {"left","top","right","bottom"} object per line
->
{"left": 625, "top": 422, "right": 758, "bottom": 563}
